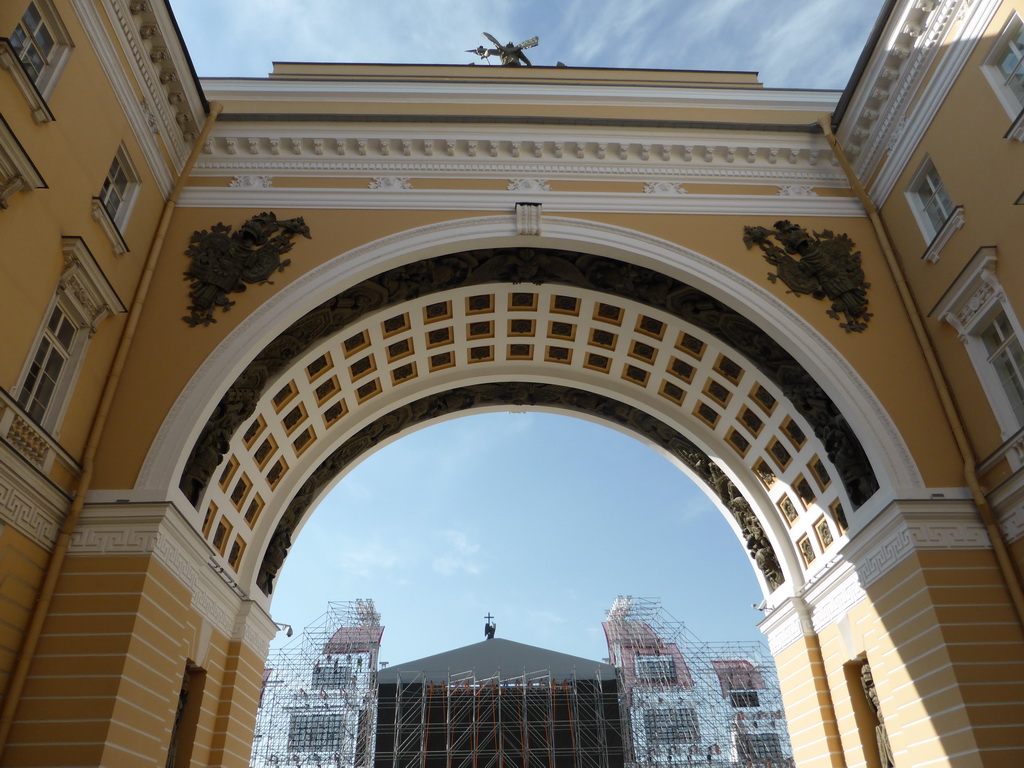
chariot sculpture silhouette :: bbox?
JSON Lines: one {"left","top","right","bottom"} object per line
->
{"left": 468, "top": 33, "right": 539, "bottom": 66}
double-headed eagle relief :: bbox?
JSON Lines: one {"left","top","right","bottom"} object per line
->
{"left": 743, "top": 220, "right": 872, "bottom": 333}
{"left": 468, "top": 33, "right": 539, "bottom": 66}
{"left": 183, "top": 211, "right": 311, "bottom": 327}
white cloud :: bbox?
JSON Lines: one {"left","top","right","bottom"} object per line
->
{"left": 431, "top": 530, "right": 482, "bottom": 576}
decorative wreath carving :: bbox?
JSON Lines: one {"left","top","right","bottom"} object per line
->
{"left": 182, "top": 211, "right": 311, "bottom": 326}
{"left": 743, "top": 220, "right": 871, "bottom": 332}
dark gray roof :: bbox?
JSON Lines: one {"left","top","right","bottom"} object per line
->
{"left": 378, "top": 638, "right": 617, "bottom": 684}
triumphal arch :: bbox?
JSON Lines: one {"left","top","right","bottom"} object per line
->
{"left": 1, "top": 0, "right": 1023, "bottom": 766}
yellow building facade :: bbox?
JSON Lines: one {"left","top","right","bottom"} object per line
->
{"left": 0, "top": 1, "right": 1022, "bottom": 766}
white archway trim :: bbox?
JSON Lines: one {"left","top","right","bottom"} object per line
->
{"left": 137, "top": 215, "right": 921, "bottom": 500}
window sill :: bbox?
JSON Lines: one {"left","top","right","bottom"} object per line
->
{"left": 0, "top": 39, "right": 54, "bottom": 124}
{"left": 921, "top": 205, "right": 964, "bottom": 264}
{"left": 90, "top": 198, "right": 129, "bottom": 256}
{"left": 0, "top": 114, "right": 47, "bottom": 210}
{"left": 1006, "top": 106, "right": 1024, "bottom": 142}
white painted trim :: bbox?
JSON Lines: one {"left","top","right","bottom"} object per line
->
{"left": 137, "top": 215, "right": 921, "bottom": 511}
{"left": 0, "top": 439, "right": 69, "bottom": 549}
{"left": 202, "top": 77, "right": 841, "bottom": 113}
{"left": 68, "top": 0, "right": 175, "bottom": 194}
{"left": 177, "top": 186, "right": 866, "bottom": 216}
{"left": 71, "top": 501, "right": 278, "bottom": 651}
{"left": 842, "top": 499, "right": 988, "bottom": 589}
{"left": 868, "top": 0, "right": 1003, "bottom": 206}
{"left": 921, "top": 206, "right": 964, "bottom": 263}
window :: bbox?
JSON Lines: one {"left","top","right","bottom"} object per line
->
{"left": 934, "top": 248, "right": 1024, "bottom": 446}
{"left": 642, "top": 708, "right": 700, "bottom": 744}
{"left": 906, "top": 158, "right": 964, "bottom": 261}
{"left": 14, "top": 238, "right": 125, "bottom": 433}
{"left": 91, "top": 146, "right": 139, "bottom": 253}
{"left": 17, "top": 303, "right": 78, "bottom": 423}
{"left": 729, "top": 690, "right": 760, "bottom": 708}
{"left": 4, "top": 1, "right": 71, "bottom": 100}
{"left": 984, "top": 14, "right": 1024, "bottom": 117}
{"left": 10, "top": 3, "right": 54, "bottom": 85}
{"left": 99, "top": 153, "right": 133, "bottom": 224}
{"left": 980, "top": 311, "right": 1024, "bottom": 425}
{"left": 908, "top": 160, "right": 955, "bottom": 239}
{"left": 634, "top": 654, "right": 676, "bottom": 685}
{"left": 734, "top": 733, "right": 784, "bottom": 761}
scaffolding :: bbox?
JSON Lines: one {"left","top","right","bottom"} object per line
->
{"left": 376, "top": 667, "right": 625, "bottom": 768}
{"left": 250, "top": 600, "right": 383, "bottom": 768}
{"left": 603, "top": 597, "right": 794, "bottom": 768}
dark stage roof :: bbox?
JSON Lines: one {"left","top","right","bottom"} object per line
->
{"left": 378, "top": 638, "right": 617, "bottom": 683}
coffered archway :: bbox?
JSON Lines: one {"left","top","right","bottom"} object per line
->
{"left": 138, "top": 216, "right": 918, "bottom": 614}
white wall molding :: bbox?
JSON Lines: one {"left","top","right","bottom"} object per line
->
{"left": 70, "top": 502, "right": 275, "bottom": 653}
{"left": 760, "top": 597, "right": 814, "bottom": 656}
{"left": 0, "top": 441, "right": 68, "bottom": 550}
{"left": 69, "top": 0, "right": 175, "bottom": 193}
{"left": 177, "top": 186, "right": 865, "bottom": 217}
{"left": 844, "top": 499, "right": 989, "bottom": 588}
{"left": 861, "top": 0, "right": 1002, "bottom": 205}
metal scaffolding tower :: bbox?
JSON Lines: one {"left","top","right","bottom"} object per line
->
{"left": 603, "top": 597, "right": 794, "bottom": 768}
{"left": 250, "top": 600, "right": 383, "bottom": 768}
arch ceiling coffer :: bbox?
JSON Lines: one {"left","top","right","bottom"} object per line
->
{"left": 180, "top": 247, "right": 880, "bottom": 595}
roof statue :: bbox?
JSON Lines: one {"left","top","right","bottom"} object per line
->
{"left": 484, "top": 612, "right": 496, "bottom": 639}
{"left": 468, "top": 33, "right": 539, "bottom": 66}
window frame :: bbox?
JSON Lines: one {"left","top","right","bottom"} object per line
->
{"left": 13, "top": 237, "right": 124, "bottom": 435}
{"left": 7, "top": 0, "right": 72, "bottom": 99}
{"left": 16, "top": 295, "right": 88, "bottom": 434}
{"left": 90, "top": 145, "right": 139, "bottom": 254}
{"left": 933, "top": 248, "right": 1024, "bottom": 444}
{"left": 983, "top": 13, "right": 1024, "bottom": 120}
{"left": 906, "top": 157, "right": 956, "bottom": 242}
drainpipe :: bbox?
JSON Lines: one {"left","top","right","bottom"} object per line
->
{"left": 0, "top": 102, "right": 223, "bottom": 758}
{"left": 817, "top": 116, "right": 1024, "bottom": 628}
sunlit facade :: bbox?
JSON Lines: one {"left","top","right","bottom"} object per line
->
{"left": 1, "top": 1, "right": 1024, "bottom": 766}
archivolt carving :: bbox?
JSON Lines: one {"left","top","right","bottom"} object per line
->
{"left": 180, "top": 247, "right": 879, "bottom": 516}
{"left": 256, "top": 382, "right": 784, "bottom": 596}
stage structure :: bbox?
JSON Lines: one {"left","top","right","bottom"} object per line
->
{"left": 604, "top": 597, "right": 793, "bottom": 768}
{"left": 250, "top": 600, "right": 383, "bottom": 768}
{"left": 374, "top": 638, "right": 625, "bottom": 768}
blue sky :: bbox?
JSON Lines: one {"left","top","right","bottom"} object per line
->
{"left": 170, "top": 0, "right": 885, "bottom": 89}
{"left": 166, "top": 1, "right": 887, "bottom": 664}
{"left": 270, "top": 413, "right": 768, "bottom": 667}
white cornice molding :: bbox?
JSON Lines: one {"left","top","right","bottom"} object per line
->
{"left": 759, "top": 596, "right": 814, "bottom": 656}
{"left": 60, "top": 237, "right": 126, "bottom": 332}
{"left": 197, "top": 128, "right": 840, "bottom": 180}
{"left": 843, "top": 498, "right": 988, "bottom": 588}
{"left": 857, "top": 0, "right": 1001, "bottom": 206}
{"left": 202, "top": 77, "right": 840, "bottom": 113}
{"left": 176, "top": 186, "right": 865, "bottom": 216}
{"left": 0, "top": 440, "right": 68, "bottom": 550}
{"left": 70, "top": 502, "right": 274, "bottom": 652}
{"left": 931, "top": 246, "right": 999, "bottom": 333}
{"left": 68, "top": 0, "right": 175, "bottom": 195}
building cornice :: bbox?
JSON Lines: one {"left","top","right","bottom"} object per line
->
{"left": 202, "top": 77, "right": 841, "bottom": 113}
{"left": 837, "top": 0, "right": 1002, "bottom": 205}
{"left": 177, "top": 186, "right": 864, "bottom": 217}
